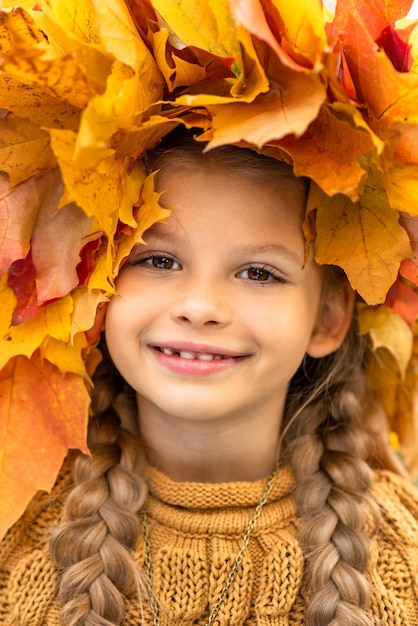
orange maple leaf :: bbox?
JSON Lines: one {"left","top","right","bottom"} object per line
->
{"left": 307, "top": 174, "right": 413, "bottom": 304}
{"left": 0, "top": 352, "right": 90, "bottom": 540}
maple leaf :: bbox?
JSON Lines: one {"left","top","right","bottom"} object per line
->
{"left": 110, "top": 115, "right": 184, "bottom": 160}
{"left": 30, "top": 0, "right": 114, "bottom": 93}
{"left": 381, "top": 156, "right": 418, "bottom": 217}
{"left": 358, "top": 303, "right": 414, "bottom": 377}
{"left": 40, "top": 334, "right": 90, "bottom": 379}
{"left": 230, "top": 0, "right": 322, "bottom": 71}
{"left": 0, "top": 295, "right": 73, "bottom": 371}
{"left": 7, "top": 254, "right": 41, "bottom": 324}
{"left": 0, "top": 9, "right": 83, "bottom": 130}
{"left": 152, "top": 0, "right": 242, "bottom": 61}
{"left": 0, "top": 170, "right": 62, "bottom": 278}
{"left": 365, "top": 342, "right": 418, "bottom": 480}
{"left": 386, "top": 279, "right": 418, "bottom": 328}
{"left": 0, "top": 352, "right": 90, "bottom": 541}
{"left": 0, "top": 112, "right": 56, "bottom": 187}
{"left": 113, "top": 171, "right": 171, "bottom": 275}
{"left": 48, "top": 130, "right": 124, "bottom": 239}
{"left": 200, "top": 72, "right": 326, "bottom": 149}
{"left": 31, "top": 197, "right": 94, "bottom": 305}
{"left": 65, "top": 0, "right": 165, "bottom": 172}
{"left": 0, "top": 0, "right": 417, "bottom": 538}
{"left": 275, "top": 105, "right": 373, "bottom": 200}
{"left": 332, "top": 0, "right": 414, "bottom": 41}
{"left": 399, "top": 213, "right": 418, "bottom": 285}
{"left": 375, "top": 24, "right": 413, "bottom": 72}
{"left": 0, "top": 7, "right": 92, "bottom": 110}
{"left": 307, "top": 172, "right": 413, "bottom": 304}
{"left": 70, "top": 287, "right": 107, "bottom": 342}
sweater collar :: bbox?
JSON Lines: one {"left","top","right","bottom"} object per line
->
{"left": 142, "top": 464, "right": 298, "bottom": 536}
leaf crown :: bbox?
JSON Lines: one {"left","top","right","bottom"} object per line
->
{"left": 0, "top": 0, "right": 417, "bottom": 536}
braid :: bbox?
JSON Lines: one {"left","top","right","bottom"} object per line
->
{"left": 49, "top": 340, "right": 148, "bottom": 626}
{"left": 283, "top": 321, "right": 380, "bottom": 626}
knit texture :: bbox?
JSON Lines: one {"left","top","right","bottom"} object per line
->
{"left": 1, "top": 453, "right": 418, "bottom": 625}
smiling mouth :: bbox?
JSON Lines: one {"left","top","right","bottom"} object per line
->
{"left": 153, "top": 347, "right": 235, "bottom": 362}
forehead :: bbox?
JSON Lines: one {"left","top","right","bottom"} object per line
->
{"left": 144, "top": 165, "right": 308, "bottom": 263}
{"left": 154, "top": 162, "right": 308, "bottom": 220}
{"left": 150, "top": 144, "right": 308, "bottom": 204}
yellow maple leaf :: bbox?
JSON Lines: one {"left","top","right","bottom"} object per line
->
{"left": 0, "top": 11, "right": 92, "bottom": 110}
{"left": 267, "top": 0, "right": 328, "bottom": 63}
{"left": 69, "top": 287, "right": 107, "bottom": 341}
{"left": 40, "top": 333, "right": 89, "bottom": 378}
{"left": 113, "top": 171, "right": 171, "bottom": 275}
{"left": 230, "top": 0, "right": 309, "bottom": 71}
{"left": 74, "top": 62, "right": 160, "bottom": 168}
{"left": 30, "top": 0, "right": 114, "bottom": 94}
{"left": 48, "top": 130, "right": 119, "bottom": 238}
{"left": 152, "top": 0, "right": 242, "bottom": 62}
{"left": 151, "top": 28, "right": 208, "bottom": 91}
{"left": 37, "top": 0, "right": 100, "bottom": 45}
{"left": 358, "top": 304, "right": 414, "bottom": 378}
{"left": 109, "top": 115, "right": 182, "bottom": 161}
{"left": 0, "top": 295, "right": 74, "bottom": 371}
{"left": 381, "top": 158, "right": 418, "bottom": 217}
{"left": 0, "top": 113, "right": 56, "bottom": 187}
{"left": 86, "top": 244, "right": 116, "bottom": 293}
{"left": 365, "top": 342, "right": 418, "bottom": 479}
{"left": 0, "top": 274, "right": 17, "bottom": 337}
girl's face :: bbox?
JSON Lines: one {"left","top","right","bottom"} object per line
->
{"left": 105, "top": 165, "right": 331, "bottom": 428}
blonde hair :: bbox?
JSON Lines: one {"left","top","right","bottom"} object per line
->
{"left": 50, "top": 130, "right": 380, "bottom": 625}
{"left": 50, "top": 347, "right": 148, "bottom": 625}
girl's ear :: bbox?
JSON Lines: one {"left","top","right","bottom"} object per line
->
{"left": 306, "top": 281, "right": 355, "bottom": 358}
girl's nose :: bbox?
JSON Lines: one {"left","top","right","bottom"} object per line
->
{"left": 170, "top": 278, "right": 232, "bottom": 327}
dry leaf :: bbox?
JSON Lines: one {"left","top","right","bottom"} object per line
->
{"left": 0, "top": 352, "right": 89, "bottom": 540}
{"left": 0, "top": 295, "right": 73, "bottom": 370}
{"left": 358, "top": 303, "right": 414, "bottom": 377}
{"left": 0, "top": 113, "right": 56, "bottom": 187}
{"left": 276, "top": 105, "right": 373, "bottom": 199}
{"left": 307, "top": 173, "right": 413, "bottom": 304}
{"left": 0, "top": 170, "right": 62, "bottom": 277}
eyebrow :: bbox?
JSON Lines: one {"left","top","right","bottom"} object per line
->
{"left": 232, "top": 243, "right": 304, "bottom": 266}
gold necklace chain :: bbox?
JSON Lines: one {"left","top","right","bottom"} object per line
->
{"left": 140, "top": 468, "right": 277, "bottom": 626}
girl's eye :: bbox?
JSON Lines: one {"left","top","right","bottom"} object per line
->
{"left": 238, "top": 265, "right": 286, "bottom": 284}
{"left": 135, "top": 255, "right": 181, "bottom": 271}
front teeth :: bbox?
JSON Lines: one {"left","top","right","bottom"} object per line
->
{"left": 179, "top": 350, "right": 195, "bottom": 360}
{"left": 161, "top": 348, "right": 223, "bottom": 361}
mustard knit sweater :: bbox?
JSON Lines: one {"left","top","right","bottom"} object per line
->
{"left": 1, "top": 453, "right": 418, "bottom": 625}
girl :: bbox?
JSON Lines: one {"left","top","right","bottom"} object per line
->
{"left": 1, "top": 130, "right": 418, "bottom": 626}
